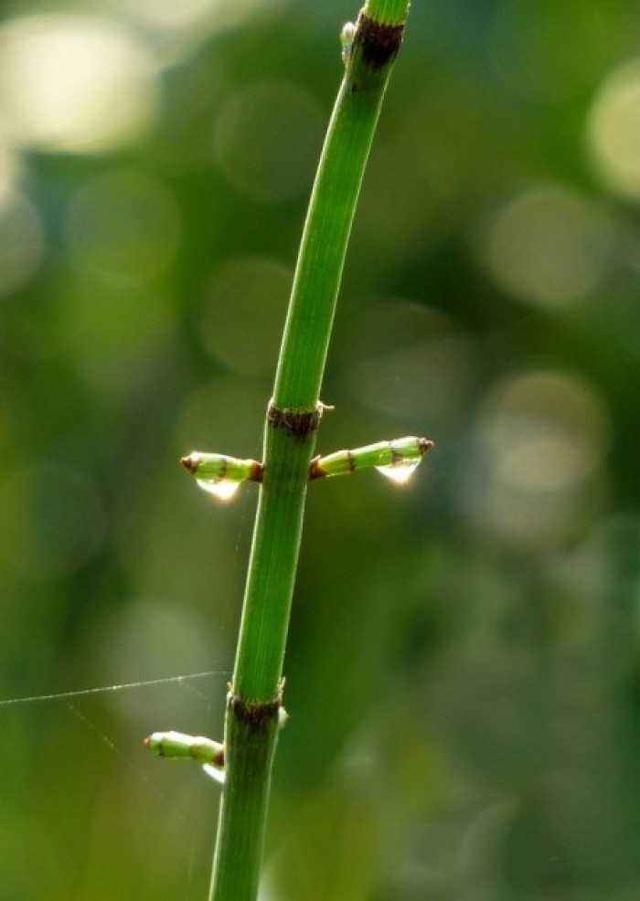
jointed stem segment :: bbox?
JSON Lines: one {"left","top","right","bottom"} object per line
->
{"left": 180, "top": 435, "right": 433, "bottom": 489}
{"left": 148, "top": 4, "right": 414, "bottom": 900}
{"left": 364, "top": 0, "right": 411, "bottom": 26}
{"left": 270, "top": 6, "right": 409, "bottom": 410}
{"left": 310, "top": 436, "right": 433, "bottom": 479}
{"left": 181, "top": 452, "right": 263, "bottom": 483}
{"left": 208, "top": 5, "right": 412, "bottom": 886}
{"left": 145, "top": 731, "right": 225, "bottom": 767}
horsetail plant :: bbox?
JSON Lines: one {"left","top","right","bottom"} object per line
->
{"left": 146, "top": 2, "right": 425, "bottom": 898}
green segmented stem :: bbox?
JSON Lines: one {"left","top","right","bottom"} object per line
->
{"left": 145, "top": 731, "right": 224, "bottom": 767}
{"left": 271, "top": 9, "right": 408, "bottom": 410}
{"left": 181, "top": 452, "right": 263, "bottom": 484}
{"left": 365, "top": 0, "right": 410, "bottom": 25}
{"left": 311, "top": 435, "right": 433, "bottom": 479}
{"left": 205, "top": 4, "right": 413, "bottom": 900}
{"left": 180, "top": 436, "right": 432, "bottom": 487}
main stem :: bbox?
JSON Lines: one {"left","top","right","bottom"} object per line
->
{"left": 209, "top": 3, "right": 411, "bottom": 899}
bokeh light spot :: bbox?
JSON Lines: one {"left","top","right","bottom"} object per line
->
{"left": 0, "top": 15, "right": 157, "bottom": 154}
{"left": 481, "top": 185, "right": 614, "bottom": 309}
{"left": 59, "top": 279, "right": 177, "bottom": 394}
{"left": 92, "top": 597, "right": 212, "bottom": 713}
{"left": 0, "top": 464, "right": 106, "bottom": 580}
{"left": 490, "top": 0, "right": 619, "bottom": 103}
{"left": 343, "top": 301, "right": 473, "bottom": 432}
{"left": 64, "top": 170, "right": 182, "bottom": 285}
{"left": 0, "top": 140, "right": 21, "bottom": 206}
{"left": 109, "top": 0, "right": 273, "bottom": 35}
{"left": 589, "top": 58, "right": 640, "bottom": 200}
{"left": 0, "top": 191, "right": 44, "bottom": 299}
{"left": 461, "top": 371, "right": 610, "bottom": 550}
{"left": 200, "top": 256, "right": 291, "bottom": 377}
{"left": 214, "top": 82, "right": 324, "bottom": 204}
{"left": 480, "top": 372, "right": 609, "bottom": 492}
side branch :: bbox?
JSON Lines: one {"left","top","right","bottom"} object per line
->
{"left": 181, "top": 452, "right": 263, "bottom": 483}
{"left": 310, "top": 435, "right": 433, "bottom": 480}
{"left": 145, "top": 731, "right": 225, "bottom": 766}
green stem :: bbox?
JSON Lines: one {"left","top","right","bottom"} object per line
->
{"left": 145, "top": 731, "right": 224, "bottom": 766}
{"left": 310, "top": 435, "right": 433, "bottom": 479}
{"left": 366, "top": 0, "right": 411, "bottom": 25}
{"left": 209, "top": 4, "right": 412, "bottom": 899}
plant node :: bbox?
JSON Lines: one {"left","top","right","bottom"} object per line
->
{"left": 267, "top": 401, "right": 323, "bottom": 437}
{"left": 354, "top": 11, "right": 404, "bottom": 70}
{"left": 229, "top": 690, "right": 283, "bottom": 730}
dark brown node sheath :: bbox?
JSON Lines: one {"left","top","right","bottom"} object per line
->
{"left": 249, "top": 461, "right": 264, "bottom": 483}
{"left": 355, "top": 12, "right": 404, "bottom": 70}
{"left": 267, "top": 401, "right": 321, "bottom": 438}
{"left": 229, "top": 691, "right": 282, "bottom": 730}
{"left": 308, "top": 455, "right": 325, "bottom": 480}
{"left": 212, "top": 747, "right": 225, "bottom": 767}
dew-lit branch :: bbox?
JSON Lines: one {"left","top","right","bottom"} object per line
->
{"left": 181, "top": 436, "right": 433, "bottom": 499}
{"left": 181, "top": 452, "right": 263, "bottom": 502}
{"left": 310, "top": 435, "right": 433, "bottom": 482}
{"left": 181, "top": 452, "right": 263, "bottom": 483}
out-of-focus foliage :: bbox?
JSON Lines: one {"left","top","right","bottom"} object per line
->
{"left": 2, "top": 0, "right": 640, "bottom": 898}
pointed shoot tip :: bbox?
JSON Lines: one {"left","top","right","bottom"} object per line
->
{"left": 144, "top": 734, "right": 160, "bottom": 753}
{"left": 180, "top": 454, "right": 199, "bottom": 474}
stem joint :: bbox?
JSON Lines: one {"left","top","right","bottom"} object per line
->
{"left": 355, "top": 11, "right": 404, "bottom": 70}
{"left": 228, "top": 683, "right": 284, "bottom": 730}
{"left": 267, "top": 400, "right": 323, "bottom": 438}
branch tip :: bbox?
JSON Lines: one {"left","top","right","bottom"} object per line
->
{"left": 181, "top": 453, "right": 199, "bottom": 473}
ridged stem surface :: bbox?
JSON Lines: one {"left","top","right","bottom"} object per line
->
{"left": 209, "top": 4, "right": 412, "bottom": 899}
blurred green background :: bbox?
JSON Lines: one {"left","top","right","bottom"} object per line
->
{"left": 2, "top": 0, "right": 640, "bottom": 898}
